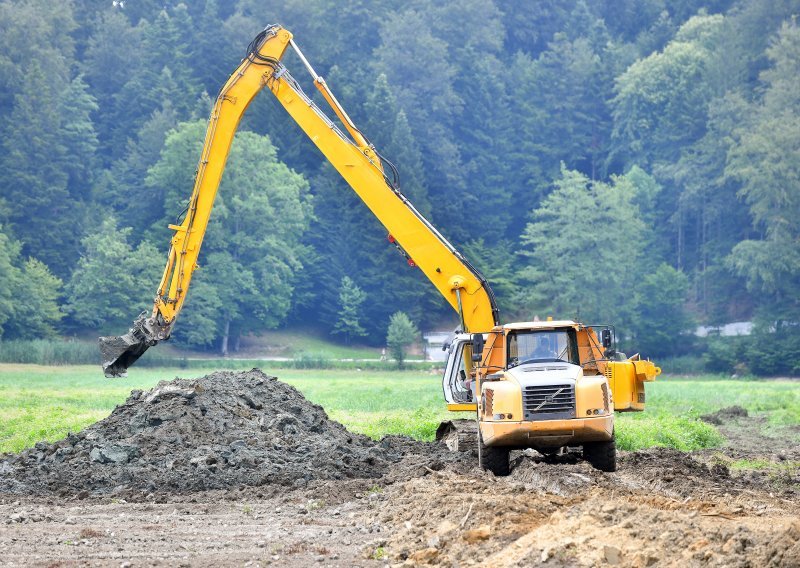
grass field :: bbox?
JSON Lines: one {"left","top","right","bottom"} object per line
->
{"left": 234, "top": 329, "right": 383, "bottom": 360}
{"left": 0, "top": 364, "right": 798, "bottom": 454}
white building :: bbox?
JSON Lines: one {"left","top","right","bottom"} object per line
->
{"left": 422, "top": 330, "right": 454, "bottom": 362}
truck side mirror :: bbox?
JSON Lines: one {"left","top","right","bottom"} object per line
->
{"left": 471, "top": 333, "right": 484, "bottom": 362}
{"left": 601, "top": 329, "right": 612, "bottom": 348}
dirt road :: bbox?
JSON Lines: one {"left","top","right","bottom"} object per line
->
{"left": 1, "top": 371, "right": 798, "bottom": 567}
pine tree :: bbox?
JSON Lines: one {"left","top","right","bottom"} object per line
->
{"left": 0, "top": 62, "right": 82, "bottom": 278}
{"left": 107, "top": 7, "right": 199, "bottom": 157}
{"left": 58, "top": 76, "right": 99, "bottom": 197}
{"left": 726, "top": 22, "right": 800, "bottom": 321}
{"left": 192, "top": 0, "right": 235, "bottom": 94}
{"left": 374, "top": 10, "right": 467, "bottom": 229}
{"left": 519, "top": 166, "right": 650, "bottom": 330}
{"left": 98, "top": 100, "right": 178, "bottom": 232}
{"left": 332, "top": 276, "right": 367, "bottom": 344}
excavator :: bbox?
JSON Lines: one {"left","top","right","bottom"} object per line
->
{"left": 100, "top": 24, "right": 660, "bottom": 474}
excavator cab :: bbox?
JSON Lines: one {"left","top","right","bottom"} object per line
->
{"left": 441, "top": 333, "right": 477, "bottom": 406}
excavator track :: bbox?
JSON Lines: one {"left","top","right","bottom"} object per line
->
{"left": 435, "top": 419, "right": 478, "bottom": 454}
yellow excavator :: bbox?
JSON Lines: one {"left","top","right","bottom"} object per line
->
{"left": 100, "top": 25, "right": 660, "bottom": 473}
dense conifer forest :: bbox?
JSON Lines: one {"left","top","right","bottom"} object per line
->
{"left": 0, "top": 0, "right": 798, "bottom": 373}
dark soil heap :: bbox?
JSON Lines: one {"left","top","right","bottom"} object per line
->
{"left": 700, "top": 405, "right": 749, "bottom": 425}
{"left": 0, "top": 370, "right": 407, "bottom": 496}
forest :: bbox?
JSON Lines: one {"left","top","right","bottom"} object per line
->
{"left": 0, "top": 0, "right": 798, "bottom": 374}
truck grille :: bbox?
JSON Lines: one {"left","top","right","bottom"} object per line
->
{"left": 522, "top": 384, "right": 575, "bottom": 421}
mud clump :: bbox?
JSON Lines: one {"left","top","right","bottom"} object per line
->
{"left": 700, "top": 405, "right": 749, "bottom": 425}
{"left": 0, "top": 369, "right": 408, "bottom": 496}
{"left": 762, "top": 522, "right": 800, "bottom": 567}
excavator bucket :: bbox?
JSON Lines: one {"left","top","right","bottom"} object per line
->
{"left": 99, "top": 315, "right": 156, "bottom": 378}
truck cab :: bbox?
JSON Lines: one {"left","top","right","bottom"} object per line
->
{"left": 440, "top": 320, "right": 660, "bottom": 474}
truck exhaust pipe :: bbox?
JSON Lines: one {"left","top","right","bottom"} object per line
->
{"left": 99, "top": 314, "right": 166, "bottom": 377}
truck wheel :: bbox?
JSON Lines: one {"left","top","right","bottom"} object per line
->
{"left": 583, "top": 436, "right": 617, "bottom": 472}
{"left": 478, "top": 428, "right": 510, "bottom": 476}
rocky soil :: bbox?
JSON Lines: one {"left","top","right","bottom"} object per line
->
{"left": 1, "top": 370, "right": 798, "bottom": 567}
{"left": 0, "top": 370, "right": 447, "bottom": 497}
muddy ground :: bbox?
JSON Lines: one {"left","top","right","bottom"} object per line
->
{"left": 1, "top": 371, "right": 798, "bottom": 567}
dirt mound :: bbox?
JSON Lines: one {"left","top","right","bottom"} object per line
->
{"left": 0, "top": 369, "right": 414, "bottom": 496}
{"left": 372, "top": 447, "right": 799, "bottom": 567}
{"left": 700, "top": 405, "right": 749, "bottom": 425}
{"left": 762, "top": 522, "right": 800, "bottom": 567}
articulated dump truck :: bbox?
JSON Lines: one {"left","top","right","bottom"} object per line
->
{"left": 438, "top": 322, "right": 660, "bottom": 473}
{"left": 100, "top": 24, "right": 660, "bottom": 474}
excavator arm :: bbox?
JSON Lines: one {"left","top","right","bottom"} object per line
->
{"left": 100, "top": 25, "right": 498, "bottom": 377}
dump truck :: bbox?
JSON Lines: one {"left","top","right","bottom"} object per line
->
{"left": 100, "top": 24, "right": 660, "bottom": 474}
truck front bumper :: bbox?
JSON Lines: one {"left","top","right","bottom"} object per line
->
{"left": 481, "top": 415, "right": 613, "bottom": 448}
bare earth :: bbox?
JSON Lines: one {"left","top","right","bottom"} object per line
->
{"left": 1, "top": 372, "right": 798, "bottom": 567}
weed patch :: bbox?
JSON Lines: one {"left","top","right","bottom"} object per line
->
{"left": 616, "top": 414, "right": 724, "bottom": 451}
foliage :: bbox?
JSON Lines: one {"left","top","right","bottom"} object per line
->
{"left": 726, "top": 22, "right": 800, "bottom": 322}
{"left": 701, "top": 325, "right": 800, "bottom": 377}
{"left": 611, "top": 14, "right": 724, "bottom": 167}
{"left": 0, "top": 1, "right": 799, "bottom": 374}
{"left": 629, "top": 263, "right": 695, "bottom": 357}
{"left": 147, "top": 121, "right": 311, "bottom": 352}
{"left": 0, "top": 227, "right": 63, "bottom": 339}
{"left": 386, "top": 311, "right": 419, "bottom": 369}
{"left": 460, "top": 239, "right": 525, "bottom": 318}
{"left": 702, "top": 335, "right": 746, "bottom": 374}
{"left": 519, "top": 166, "right": 648, "bottom": 328}
{"left": 743, "top": 322, "right": 800, "bottom": 376}
{"left": 0, "top": 339, "right": 99, "bottom": 366}
{"left": 331, "top": 276, "right": 368, "bottom": 344}
{"left": 615, "top": 414, "right": 724, "bottom": 451}
{"left": 4, "top": 258, "right": 64, "bottom": 340}
{"left": 0, "top": 228, "right": 21, "bottom": 337}
{"left": 65, "top": 218, "right": 162, "bottom": 333}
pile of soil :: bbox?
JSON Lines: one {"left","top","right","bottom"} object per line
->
{"left": 0, "top": 369, "right": 417, "bottom": 496}
{"left": 700, "top": 405, "right": 749, "bottom": 425}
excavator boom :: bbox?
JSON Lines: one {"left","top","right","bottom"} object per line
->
{"left": 100, "top": 25, "right": 498, "bottom": 377}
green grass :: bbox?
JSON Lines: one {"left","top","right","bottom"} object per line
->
{"left": 615, "top": 376, "right": 800, "bottom": 450}
{"left": 0, "top": 337, "right": 431, "bottom": 370}
{"left": 240, "top": 329, "right": 381, "bottom": 359}
{"left": 1, "top": 365, "right": 798, "bottom": 454}
{"left": 0, "top": 326, "right": 393, "bottom": 367}
{"left": 728, "top": 458, "right": 800, "bottom": 472}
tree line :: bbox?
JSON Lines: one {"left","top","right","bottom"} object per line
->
{"left": 0, "top": 0, "right": 798, "bottom": 373}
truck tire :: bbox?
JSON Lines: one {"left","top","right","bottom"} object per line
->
{"left": 583, "top": 436, "right": 617, "bottom": 472}
{"left": 478, "top": 428, "right": 510, "bottom": 476}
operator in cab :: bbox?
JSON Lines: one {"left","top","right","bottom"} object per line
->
{"left": 532, "top": 336, "right": 555, "bottom": 359}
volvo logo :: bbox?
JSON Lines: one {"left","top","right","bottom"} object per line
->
{"left": 533, "top": 387, "right": 565, "bottom": 412}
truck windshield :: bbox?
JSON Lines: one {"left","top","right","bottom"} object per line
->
{"left": 507, "top": 330, "right": 579, "bottom": 368}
